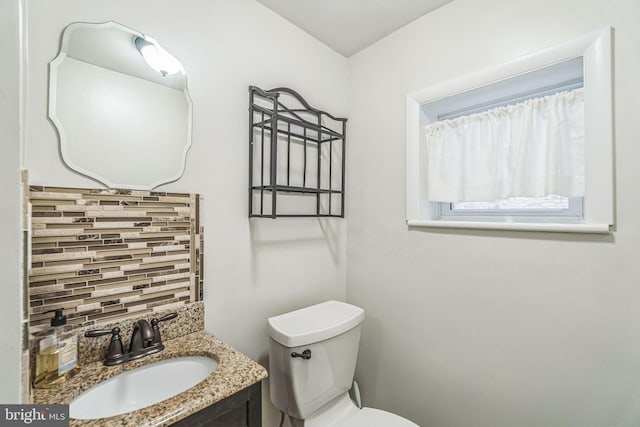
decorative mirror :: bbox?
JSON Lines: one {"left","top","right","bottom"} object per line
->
{"left": 49, "top": 22, "right": 192, "bottom": 190}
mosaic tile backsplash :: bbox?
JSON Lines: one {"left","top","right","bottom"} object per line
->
{"left": 28, "top": 186, "right": 203, "bottom": 332}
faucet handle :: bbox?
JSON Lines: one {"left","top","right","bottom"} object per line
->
{"left": 154, "top": 312, "right": 178, "bottom": 323}
{"left": 150, "top": 312, "right": 178, "bottom": 347}
{"left": 85, "top": 327, "right": 126, "bottom": 365}
{"left": 85, "top": 327, "right": 117, "bottom": 338}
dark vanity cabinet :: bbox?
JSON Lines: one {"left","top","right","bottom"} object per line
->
{"left": 172, "top": 382, "right": 262, "bottom": 427}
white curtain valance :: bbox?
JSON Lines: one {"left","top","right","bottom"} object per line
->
{"left": 425, "top": 88, "right": 585, "bottom": 202}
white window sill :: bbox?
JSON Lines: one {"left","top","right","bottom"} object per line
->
{"left": 406, "top": 219, "right": 610, "bottom": 234}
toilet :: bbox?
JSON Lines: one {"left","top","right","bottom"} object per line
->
{"left": 267, "top": 300, "right": 418, "bottom": 427}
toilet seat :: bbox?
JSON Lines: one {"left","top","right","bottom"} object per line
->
{"left": 333, "top": 407, "right": 419, "bottom": 427}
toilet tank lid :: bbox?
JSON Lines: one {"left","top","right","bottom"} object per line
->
{"left": 267, "top": 300, "right": 365, "bottom": 348}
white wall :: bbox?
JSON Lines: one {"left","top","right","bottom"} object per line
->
{"left": 347, "top": 0, "right": 640, "bottom": 426}
{"left": 23, "top": 1, "right": 348, "bottom": 424}
{"left": 0, "top": 0, "right": 25, "bottom": 404}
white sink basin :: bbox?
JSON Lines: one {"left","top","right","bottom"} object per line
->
{"left": 70, "top": 356, "right": 218, "bottom": 420}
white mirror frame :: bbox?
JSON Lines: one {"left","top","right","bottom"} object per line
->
{"left": 49, "top": 21, "right": 193, "bottom": 190}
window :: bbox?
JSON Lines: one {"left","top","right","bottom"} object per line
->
{"left": 440, "top": 195, "right": 583, "bottom": 223}
{"left": 406, "top": 28, "right": 613, "bottom": 233}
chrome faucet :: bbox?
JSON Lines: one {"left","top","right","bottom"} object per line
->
{"left": 86, "top": 313, "right": 178, "bottom": 366}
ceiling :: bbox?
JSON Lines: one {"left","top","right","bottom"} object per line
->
{"left": 256, "top": 0, "right": 454, "bottom": 57}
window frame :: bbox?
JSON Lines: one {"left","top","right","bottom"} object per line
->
{"left": 405, "top": 27, "right": 613, "bottom": 233}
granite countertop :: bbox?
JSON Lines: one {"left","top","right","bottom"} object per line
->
{"left": 33, "top": 331, "right": 268, "bottom": 426}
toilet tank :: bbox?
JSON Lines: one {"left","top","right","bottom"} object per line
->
{"left": 267, "top": 300, "right": 365, "bottom": 420}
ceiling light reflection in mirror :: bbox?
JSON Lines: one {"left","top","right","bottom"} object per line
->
{"left": 135, "top": 36, "right": 185, "bottom": 77}
{"left": 49, "top": 22, "right": 192, "bottom": 190}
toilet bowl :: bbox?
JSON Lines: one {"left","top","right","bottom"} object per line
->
{"left": 267, "top": 300, "right": 419, "bottom": 427}
{"left": 301, "top": 393, "right": 417, "bottom": 427}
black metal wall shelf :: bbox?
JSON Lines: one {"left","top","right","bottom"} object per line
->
{"left": 249, "top": 86, "right": 347, "bottom": 218}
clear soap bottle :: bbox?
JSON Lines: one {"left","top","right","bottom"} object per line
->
{"left": 33, "top": 309, "right": 80, "bottom": 389}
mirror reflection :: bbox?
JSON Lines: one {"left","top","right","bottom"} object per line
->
{"left": 49, "top": 22, "right": 192, "bottom": 190}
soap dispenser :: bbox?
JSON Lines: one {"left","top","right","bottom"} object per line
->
{"left": 33, "top": 309, "right": 80, "bottom": 389}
